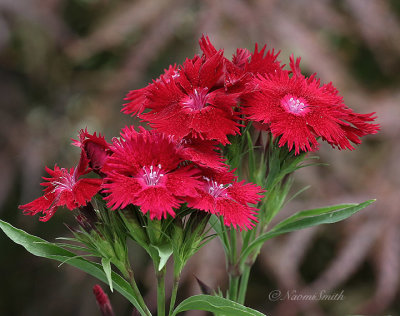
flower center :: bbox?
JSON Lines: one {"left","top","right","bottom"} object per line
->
{"left": 51, "top": 169, "right": 76, "bottom": 193}
{"left": 142, "top": 164, "right": 164, "bottom": 186}
{"left": 183, "top": 88, "right": 209, "bottom": 111}
{"left": 203, "top": 177, "right": 232, "bottom": 198}
{"left": 281, "top": 94, "right": 309, "bottom": 115}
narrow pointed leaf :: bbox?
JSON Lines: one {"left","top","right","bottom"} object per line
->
{"left": 209, "top": 215, "right": 230, "bottom": 254}
{"left": 271, "top": 202, "right": 357, "bottom": 232}
{"left": 171, "top": 294, "right": 265, "bottom": 316}
{"left": 0, "top": 220, "right": 147, "bottom": 316}
{"left": 240, "top": 200, "right": 375, "bottom": 264}
{"left": 102, "top": 257, "right": 113, "bottom": 292}
{"left": 246, "top": 131, "right": 256, "bottom": 178}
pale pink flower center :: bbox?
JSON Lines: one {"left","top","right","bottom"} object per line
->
{"left": 183, "top": 88, "right": 209, "bottom": 111}
{"left": 281, "top": 94, "right": 309, "bottom": 115}
{"left": 51, "top": 169, "right": 76, "bottom": 193}
{"left": 204, "top": 177, "right": 232, "bottom": 198}
{"left": 141, "top": 164, "right": 164, "bottom": 186}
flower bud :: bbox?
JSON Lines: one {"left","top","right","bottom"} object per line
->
{"left": 76, "top": 203, "right": 98, "bottom": 233}
{"left": 120, "top": 208, "right": 148, "bottom": 245}
{"left": 93, "top": 284, "right": 115, "bottom": 316}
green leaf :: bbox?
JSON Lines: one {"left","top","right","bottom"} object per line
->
{"left": 270, "top": 202, "right": 357, "bottom": 232}
{"left": 0, "top": 220, "right": 147, "bottom": 316}
{"left": 284, "top": 185, "right": 311, "bottom": 206}
{"left": 209, "top": 215, "right": 230, "bottom": 255}
{"left": 209, "top": 215, "right": 224, "bottom": 238}
{"left": 151, "top": 243, "right": 173, "bottom": 271}
{"left": 54, "top": 242, "right": 94, "bottom": 253}
{"left": 171, "top": 294, "right": 265, "bottom": 316}
{"left": 240, "top": 200, "right": 375, "bottom": 264}
{"left": 101, "top": 257, "right": 113, "bottom": 292}
{"left": 246, "top": 131, "right": 256, "bottom": 179}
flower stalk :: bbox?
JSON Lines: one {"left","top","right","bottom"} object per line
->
{"left": 168, "top": 272, "right": 181, "bottom": 315}
{"left": 127, "top": 268, "right": 152, "bottom": 316}
{"left": 157, "top": 267, "right": 166, "bottom": 316}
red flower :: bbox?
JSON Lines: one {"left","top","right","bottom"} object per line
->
{"left": 138, "top": 52, "right": 241, "bottom": 144}
{"left": 178, "top": 136, "right": 226, "bottom": 169}
{"left": 123, "top": 45, "right": 241, "bottom": 144}
{"left": 199, "top": 35, "right": 281, "bottom": 93}
{"left": 226, "top": 44, "right": 281, "bottom": 94}
{"left": 73, "top": 129, "right": 112, "bottom": 176}
{"left": 243, "top": 56, "right": 379, "bottom": 154}
{"left": 19, "top": 162, "right": 102, "bottom": 222}
{"left": 223, "top": 49, "right": 252, "bottom": 93}
{"left": 186, "top": 169, "right": 264, "bottom": 230}
{"left": 102, "top": 126, "right": 202, "bottom": 219}
{"left": 122, "top": 64, "right": 179, "bottom": 117}
{"left": 245, "top": 44, "right": 281, "bottom": 76}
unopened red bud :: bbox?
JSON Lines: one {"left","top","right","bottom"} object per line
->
{"left": 93, "top": 284, "right": 115, "bottom": 316}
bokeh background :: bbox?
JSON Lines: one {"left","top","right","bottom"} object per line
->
{"left": 1, "top": 0, "right": 399, "bottom": 315}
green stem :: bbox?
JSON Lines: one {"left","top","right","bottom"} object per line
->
{"left": 229, "top": 229, "right": 237, "bottom": 265}
{"left": 219, "top": 217, "right": 231, "bottom": 258}
{"left": 227, "top": 228, "right": 240, "bottom": 301}
{"left": 237, "top": 224, "right": 259, "bottom": 304}
{"left": 168, "top": 272, "right": 181, "bottom": 315}
{"left": 237, "top": 263, "right": 251, "bottom": 304}
{"left": 157, "top": 267, "right": 166, "bottom": 316}
{"left": 228, "top": 273, "right": 240, "bottom": 301}
{"left": 127, "top": 269, "right": 152, "bottom": 316}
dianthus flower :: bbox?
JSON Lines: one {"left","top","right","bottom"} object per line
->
{"left": 199, "top": 35, "right": 281, "bottom": 93}
{"left": 102, "top": 126, "right": 202, "bottom": 219}
{"left": 73, "top": 128, "right": 112, "bottom": 176}
{"left": 122, "top": 64, "right": 178, "bottom": 117}
{"left": 123, "top": 47, "right": 241, "bottom": 144}
{"left": 19, "top": 160, "right": 102, "bottom": 222}
{"left": 186, "top": 168, "right": 264, "bottom": 230}
{"left": 178, "top": 136, "right": 226, "bottom": 169}
{"left": 243, "top": 57, "right": 379, "bottom": 154}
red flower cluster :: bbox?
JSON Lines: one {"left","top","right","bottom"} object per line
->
{"left": 100, "top": 126, "right": 263, "bottom": 229}
{"left": 19, "top": 35, "right": 378, "bottom": 229}
{"left": 20, "top": 124, "right": 263, "bottom": 229}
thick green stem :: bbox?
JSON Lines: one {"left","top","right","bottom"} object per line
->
{"left": 228, "top": 273, "right": 240, "bottom": 301}
{"left": 127, "top": 269, "right": 152, "bottom": 316}
{"left": 157, "top": 267, "right": 166, "bottom": 316}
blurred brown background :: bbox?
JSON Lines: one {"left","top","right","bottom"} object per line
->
{"left": 0, "top": 0, "right": 399, "bottom": 315}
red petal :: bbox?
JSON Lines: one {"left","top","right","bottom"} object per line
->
{"left": 135, "top": 187, "right": 181, "bottom": 219}
{"left": 103, "top": 174, "right": 142, "bottom": 210}
{"left": 165, "top": 167, "right": 201, "bottom": 198}
{"left": 228, "top": 180, "right": 265, "bottom": 205}
{"left": 73, "top": 178, "right": 102, "bottom": 206}
{"left": 19, "top": 193, "right": 57, "bottom": 221}
{"left": 216, "top": 198, "right": 257, "bottom": 231}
